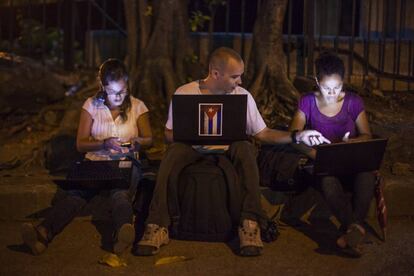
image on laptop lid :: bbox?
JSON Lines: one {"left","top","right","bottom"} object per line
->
{"left": 313, "top": 138, "right": 388, "bottom": 176}
{"left": 172, "top": 94, "right": 247, "bottom": 145}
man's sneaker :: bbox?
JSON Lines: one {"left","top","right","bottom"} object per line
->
{"left": 132, "top": 224, "right": 169, "bottom": 256}
{"left": 113, "top": 223, "right": 135, "bottom": 255}
{"left": 21, "top": 223, "right": 48, "bottom": 255}
{"left": 238, "top": 219, "right": 263, "bottom": 257}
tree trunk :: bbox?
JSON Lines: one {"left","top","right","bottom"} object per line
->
{"left": 124, "top": 0, "right": 198, "bottom": 140}
{"left": 123, "top": 0, "right": 139, "bottom": 71}
{"left": 247, "top": 0, "right": 299, "bottom": 128}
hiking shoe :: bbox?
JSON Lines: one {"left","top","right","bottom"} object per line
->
{"left": 239, "top": 219, "right": 263, "bottom": 257}
{"left": 21, "top": 223, "right": 48, "bottom": 255}
{"left": 113, "top": 223, "right": 135, "bottom": 255}
{"left": 132, "top": 224, "right": 169, "bottom": 256}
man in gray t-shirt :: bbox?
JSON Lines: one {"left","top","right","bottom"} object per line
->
{"left": 135, "top": 47, "right": 329, "bottom": 257}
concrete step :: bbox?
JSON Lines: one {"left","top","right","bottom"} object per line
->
{"left": 0, "top": 171, "right": 413, "bottom": 221}
{"left": 261, "top": 175, "right": 414, "bottom": 217}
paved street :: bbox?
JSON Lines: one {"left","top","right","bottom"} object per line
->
{"left": 1, "top": 217, "right": 413, "bottom": 276}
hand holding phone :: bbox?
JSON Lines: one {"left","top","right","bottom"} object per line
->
{"left": 121, "top": 142, "right": 132, "bottom": 147}
{"left": 104, "top": 137, "right": 124, "bottom": 152}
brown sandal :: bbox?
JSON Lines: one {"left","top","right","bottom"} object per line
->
{"left": 337, "top": 224, "right": 365, "bottom": 258}
{"left": 21, "top": 223, "right": 48, "bottom": 255}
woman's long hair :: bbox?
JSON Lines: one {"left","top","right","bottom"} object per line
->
{"left": 95, "top": 58, "right": 131, "bottom": 122}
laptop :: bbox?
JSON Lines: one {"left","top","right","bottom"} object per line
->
{"left": 65, "top": 158, "right": 140, "bottom": 189}
{"left": 305, "top": 138, "right": 388, "bottom": 176}
{"left": 172, "top": 94, "right": 248, "bottom": 145}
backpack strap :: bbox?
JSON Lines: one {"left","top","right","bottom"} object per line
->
{"left": 125, "top": 155, "right": 143, "bottom": 198}
{"left": 167, "top": 154, "right": 201, "bottom": 235}
{"left": 216, "top": 155, "right": 242, "bottom": 227}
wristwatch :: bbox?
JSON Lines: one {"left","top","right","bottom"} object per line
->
{"left": 291, "top": 130, "right": 300, "bottom": 144}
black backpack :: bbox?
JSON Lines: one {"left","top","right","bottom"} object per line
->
{"left": 45, "top": 134, "right": 84, "bottom": 175}
{"left": 167, "top": 154, "right": 241, "bottom": 242}
{"left": 258, "top": 144, "right": 308, "bottom": 193}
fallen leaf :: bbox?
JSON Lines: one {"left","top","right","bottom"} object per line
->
{"left": 155, "top": 256, "right": 193, "bottom": 266}
{"left": 98, "top": 253, "right": 127, "bottom": 268}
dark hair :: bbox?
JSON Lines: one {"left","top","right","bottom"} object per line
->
{"left": 315, "top": 51, "right": 345, "bottom": 80}
{"left": 95, "top": 58, "right": 131, "bottom": 122}
{"left": 209, "top": 47, "right": 243, "bottom": 71}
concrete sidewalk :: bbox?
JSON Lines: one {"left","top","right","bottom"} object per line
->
{"left": 1, "top": 218, "right": 413, "bottom": 275}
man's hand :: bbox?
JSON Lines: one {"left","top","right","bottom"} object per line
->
{"left": 296, "top": 130, "right": 331, "bottom": 146}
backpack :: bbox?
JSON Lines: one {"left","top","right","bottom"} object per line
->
{"left": 45, "top": 134, "right": 84, "bottom": 175}
{"left": 258, "top": 144, "right": 308, "bottom": 193}
{"left": 167, "top": 154, "right": 241, "bottom": 242}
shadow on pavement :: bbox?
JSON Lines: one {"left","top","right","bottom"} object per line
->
{"left": 7, "top": 243, "right": 32, "bottom": 254}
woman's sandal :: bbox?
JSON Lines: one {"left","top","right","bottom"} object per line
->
{"left": 336, "top": 224, "right": 365, "bottom": 258}
{"left": 21, "top": 223, "right": 48, "bottom": 255}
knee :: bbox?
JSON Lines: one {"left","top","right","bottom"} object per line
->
{"left": 357, "top": 171, "right": 376, "bottom": 183}
{"left": 320, "top": 177, "right": 343, "bottom": 198}
{"left": 65, "top": 190, "right": 87, "bottom": 203}
{"left": 229, "top": 141, "right": 256, "bottom": 158}
{"left": 59, "top": 193, "right": 87, "bottom": 212}
{"left": 167, "top": 143, "right": 191, "bottom": 152}
{"left": 356, "top": 172, "right": 377, "bottom": 191}
{"left": 166, "top": 143, "right": 194, "bottom": 157}
{"left": 66, "top": 189, "right": 84, "bottom": 198}
{"left": 111, "top": 190, "right": 131, "bottom": 205}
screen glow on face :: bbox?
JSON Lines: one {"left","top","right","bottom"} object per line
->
{"left": 105, "top": 86, "right": 128, "bottom": 97}
{"left": 318, "top": 75, "right": 343, "bottom": 96}
{"left": 104, "top": 80, "right": 128, "bottom": 107}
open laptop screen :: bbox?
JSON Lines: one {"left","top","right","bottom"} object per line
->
{"left": 313, "top": 138, "right": 388, "bottom": 175}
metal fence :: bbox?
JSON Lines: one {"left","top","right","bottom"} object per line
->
{"left": 0, "top": 0, "right": 413, "bottom": 92}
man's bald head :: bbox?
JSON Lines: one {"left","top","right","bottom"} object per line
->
{"left": 209, "top": 47, "right": 243, "bottom": 73}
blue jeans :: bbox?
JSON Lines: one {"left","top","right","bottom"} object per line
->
{"left": 41, "top": 164, "right": 140, "bottom": 242}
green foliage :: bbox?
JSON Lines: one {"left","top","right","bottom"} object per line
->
{"left": 144, "top": 5, "right": 153, "bottom": 16}
{"left": 189, "top": 0, "right": 226, "bottom": 32}
{"left": 189, "top": 11, "right": 211, "bottom": 32}
{"left": 1, "top": 10, "right": 84, "bottom": 67}
{"left": 184, "top": 53, "right": 199, "bottom": 64}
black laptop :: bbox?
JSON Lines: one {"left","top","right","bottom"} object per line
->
{"left": 172, "top": 94, "right": 247, "bottom": 145}
{"left": 306, "top": 138, "right": 388, "bottom": 176}
{"left": 65, "top": 159, "right": 140, "bottom": 189}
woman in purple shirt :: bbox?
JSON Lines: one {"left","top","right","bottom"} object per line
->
{"left": 290, "top": 52, "right": 376, "bottom": 257}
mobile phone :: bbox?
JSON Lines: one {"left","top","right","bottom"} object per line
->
{"left": 121, "top": 142, "right": 131, "bottom": 147}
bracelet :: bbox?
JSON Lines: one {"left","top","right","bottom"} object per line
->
{"left": 291, "top": 130, "right": 299, "bottom": 144}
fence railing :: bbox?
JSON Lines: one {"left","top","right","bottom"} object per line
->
{"left": 0, "top": 0, "right": 413, "bottom": 92}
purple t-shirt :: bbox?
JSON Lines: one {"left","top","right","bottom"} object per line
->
{"left": 299, "top": 92, "right": 365, "bottom": 143}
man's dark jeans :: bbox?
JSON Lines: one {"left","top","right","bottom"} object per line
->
{"left": 145, "top": 141, "right": 268, "bottom": 228}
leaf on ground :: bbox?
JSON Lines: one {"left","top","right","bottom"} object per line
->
{"left": 98, "top": 253, "right": 127, "bottom": 268}
{"left": 155, "top": 256, "right": 193, "bottom": 266}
